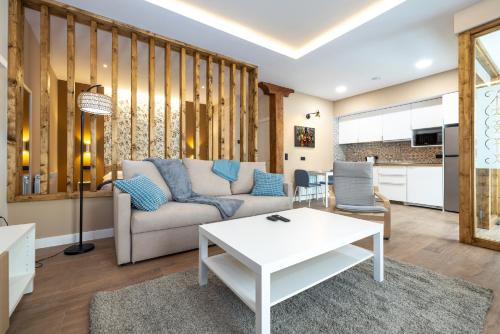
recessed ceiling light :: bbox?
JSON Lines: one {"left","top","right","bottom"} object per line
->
{"left": 336, "top": 85, "right": 347, "bottom": 93}
{"left": 415, "top": 59, "right": 433, "bottom": 69}
{"left": 103, "top": 64, "right": 108, "bottom": 68}
{"left": 145, "top": 0, "right": 406, "bottom": 59}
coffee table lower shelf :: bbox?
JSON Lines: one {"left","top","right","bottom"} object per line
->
{"left": 203, "top": 244, "right": 373, "bottom": 311}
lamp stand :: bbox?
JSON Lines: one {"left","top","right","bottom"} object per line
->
{"left": 64, "top": 85, "right": 100, "bottom": 256}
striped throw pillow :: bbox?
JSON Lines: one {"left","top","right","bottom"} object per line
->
{"left": 115, "top": 175, "right": 168, "bottom": 211}
{"left": 251, "top": 169, "right": 285, "bottom": 196}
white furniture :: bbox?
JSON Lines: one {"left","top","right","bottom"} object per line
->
{"left": 199, "top": 208, "right": 384, "bottom": 334}
{"left": 406, "top": 166, "right": 443, "bottom": 207}
{"left": 377, "top": 167, "right": 407, "bottom": 202}
{"left": 307, "top": 170, "right": 333, "bottom": 208}
{"left": 442, "top": 92, "right": 459, "bottom": 125}
{"left": 338, "top": 117, "right": 359, "bottom": 144}
{"left": 411, "top": 99, "right": 443, "bottom": 130}
{"left": 382, "top": 106, "right": 412, "bottom": 141}
{"left": 0, "top": 224, "right": 35, "bottom": 316}
{"left": 357, "top": 114, "right": 383, "bottom": 143}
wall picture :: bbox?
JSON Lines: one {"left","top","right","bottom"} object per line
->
{"left": 295, "top": 126, "right": 315, "bottom": 148}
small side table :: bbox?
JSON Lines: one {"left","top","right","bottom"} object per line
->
{"left": 0, "top": 223, "right": 35, "bottom": 332}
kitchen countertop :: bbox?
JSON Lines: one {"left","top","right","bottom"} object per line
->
{"left": 374, "top": 162, "right": 442, "bottom": 167}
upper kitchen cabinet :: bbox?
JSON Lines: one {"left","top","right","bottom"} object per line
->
{"left": 382, "top": 106, "right": 412, "bottom": 141}
{"left": 442, "top": 92, "right": 459, "bottom": 125}
{"left": 338, "top": 117, "right": 359, "bottom": 144}
{"left": 411, "top": 98, "right": 443, "bottom": 129}
{"left": 357, "top": 114, "right": 383, "bottom": 143}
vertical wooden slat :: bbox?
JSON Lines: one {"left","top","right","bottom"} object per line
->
{"left": 180, "top": 48, "right": 186, "bottom": 158}
{"left": 111, "top": 27, "right": 118, "bottom": 180}
{"left": 7, "top": 0, "right": 24, "bottom": 200}
{"left": 66, "top": 14, "right": 75, "bottom": 193}
{"left": 40, "top": 5, "right": 50, "bottom": 194}
{"left": 239, "top": 66, "right": 248, "bottom": 162}
{"left": 148, "top": 38, "right": 156, "bottom": 157}
{"left": 218, "top": 60, "right": 225, "bottom": 159}
{"left": 164, "top": 43, "right": 171, "bottom": 158}
{"left": 206, "top": 56, "right": 213, "bottom": 160}
{"left": 89, "top": 20, "right": 97, "bottom": 191}
{"left": 229, "top": 63, "right": 236, "bottom": 160}
{"left": 130, "top": 32, "right": 138, "bottom": 160}
{"left": 249, "top": 68, "right": 259, "bottom": 161}
{"left": 193, "top": 52, "right": 201, "bottom": 159}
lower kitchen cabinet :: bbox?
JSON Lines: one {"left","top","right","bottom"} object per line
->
{"left": 406, "top": 166, "right": 443, "bottom": 207}
{"left": 377, "top": 167, "right": 407, "bottom": 202}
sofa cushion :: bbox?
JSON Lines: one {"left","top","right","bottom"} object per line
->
{"left": 231, "top": 161, "right": 266, "bottom": 194}
{"left": 115, "top": 175, "right": 168, "bottom": 211}
{"left": 182, "top": 158, "right": 232, "bottom": 196}
{"left": 251, "top": 169, "right": 285, "bottom": 196}
{"left": 122, "top": 160, "right": 172, "bottom": 200}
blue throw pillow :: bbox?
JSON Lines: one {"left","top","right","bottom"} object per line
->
{"left": 251, "top": 169, "right": 285, "bottom": 196}
{"left": 115, "top": 175, "right": 168, "bottom": 211}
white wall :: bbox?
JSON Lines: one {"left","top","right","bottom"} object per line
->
{"left": 454, "top": 0, "right": 500, "bottom": 34}
{"left": 0, "top": 0, "right": 8, "bottom": 219}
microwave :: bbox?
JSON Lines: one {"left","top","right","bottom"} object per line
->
{"left": 412, "top": 127, "right": 442, "bottom": 146}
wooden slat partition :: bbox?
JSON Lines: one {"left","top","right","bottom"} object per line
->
{"left": 130, "top": 32, "right": 138, "bottom": 160}
{"left": 148, "top": 37, "right": 156, "bottom": 157}
{"left": 40, "top": 4, "right": 50, "bottom": 193}
{"left": 164, "top": 42, "right": 171, "bottom": 158}
{"left": 111, "top": 27, "right": 118, "bottom": 180}
{"left": 218, "top": 60, "right": 225, "bottom": 159}
{"left": 229, "top": 63, "right": 236, "bottom": 159}
{"left": 89, "top": 20, "right": 97, "bottom": 191}
{"left": 66, "top": 13, "right": 75, "bottom": 193}
{"left": 239, "top": 66, "right": 247, "bottom": 162}
{"left": 180, "top": 47, "right": 186, "bottom": 158}
{"left": 193, "top": 52, "right": 201, "bottom": 159}
{"left": 7, "top": 0, "right": 24, "bottom": 200}
{"left": 249, "top": 68, "right": 259, "bottom": 161}
{"left": 206, "top": 56, "right": 213, "bottom": 159}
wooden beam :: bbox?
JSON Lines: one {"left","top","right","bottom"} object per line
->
{"left": 206, "top": 56, "right": 213, "bottom": 160}
{"left": 229, "top": 63, "right": 236, "bottom": 160}
{"left": 7, "top": 0, "right": 24, "bottom": 200}
{"left": 164, "top": 42, "right": 171, "bottom": 158}
{"left": 180, "top": 47, "right": 186, "bottom": 158}
{"left": 193, "top": 52, "right": 201, "bottom": 159}
{"left": 40, "top": 5, "right": 50, "bottom": 194}
{"left": 249, "top": 68, "right": 259, "bottom": 162}
{"left": 148, "top": 37, "right": 156, "bottom": 157}
{"left": 130, "top": 32, "right": 137, "bottom": 160}
{"left": 111, "top": 27, "right": 118, "bottom": 179}
{"left": 240, "top": 66, "right": 248, "bottom": 162}
{"left": 259, "top": 82, "right": 294, "bottom": 173}
{"left": 66, "top": 13, "right": 76, "bottom": 193}
{"left": 89, "top": 20, "right": 97, "bottom": 191}
{"left": 218, "top": 59, "right": 225, "bottom": 159}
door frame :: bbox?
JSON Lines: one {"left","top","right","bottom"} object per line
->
{"left": 459, "top": 17, "right": 500, "bottom": 251}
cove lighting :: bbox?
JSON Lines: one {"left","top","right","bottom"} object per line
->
{"left": 336, "top": 85, "right": 347, "bottom": 93}
{"left": 415, "top": 59, "right": 433, "bottom": 69}
{"left": 145, "top": 0, "right": 406, "bottom": 59}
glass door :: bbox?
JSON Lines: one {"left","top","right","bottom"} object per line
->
{"left": 473, "top": 27, "right": 500, "bottom": 245}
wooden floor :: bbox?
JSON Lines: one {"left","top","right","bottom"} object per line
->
{"left": 7, "top": 203, "right": 500, "bottom": 334}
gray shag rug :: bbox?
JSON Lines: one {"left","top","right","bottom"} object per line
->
{"left": 90, "top": 258, "right": 492, "bottom": 334}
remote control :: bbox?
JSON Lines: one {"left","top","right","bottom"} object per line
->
{"left": 273, "top": 215, "right": 290, "bottom": 222}
{"left": 266, "top": 215, "right": 279, "bottom": 221}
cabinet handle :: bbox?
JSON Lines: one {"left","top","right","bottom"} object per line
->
{"left": 379, "top": 182, "right": 406, "bottom": 185}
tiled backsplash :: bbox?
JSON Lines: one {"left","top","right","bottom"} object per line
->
{"left": 339, "top": 140, "right": 442, "bottom": 164}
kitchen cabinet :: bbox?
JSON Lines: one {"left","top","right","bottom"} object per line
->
{"left": 377, "top": 167, "right": 407, "bottom": 202}
{"left": 357, "top": 114, "right": 383, "bottom": 143}
{"left": 406, "top": 166, "right": 443, "bottom": 207}
{"left": 411, "top": 99, "right": 443, "bottom": 130}
{"left": 382, "top": 106, "right": 412, "bottom": 141}
{"left": 338, "top": 118, "right": 359, "bottom": 144}
{"left": 442, "top": 92, "right": 459, "bottom": 125}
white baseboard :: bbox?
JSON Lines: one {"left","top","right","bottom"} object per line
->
{"left": 35, "top": 228, "right": 114, "bottom": 249}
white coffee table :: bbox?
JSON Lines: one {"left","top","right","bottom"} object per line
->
{"left": 198, "top": 207, "right": 384, "bottom": 334}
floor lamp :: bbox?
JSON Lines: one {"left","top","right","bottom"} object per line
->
{"left": 64, "top": 84, "right": 112, "bottom": 255}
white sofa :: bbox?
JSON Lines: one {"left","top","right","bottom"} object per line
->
{"left": 114, "top": 159, "right": 293, "bottom": 264}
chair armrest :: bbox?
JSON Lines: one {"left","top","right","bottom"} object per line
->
{"left": 113, "top": 187, "right": 132, "bottom": 265}
{"left": 374, "top": 186, "right": 390, "bottom": 209}
{"left": 330, "top": 187, "right": 337, "bottom": 209}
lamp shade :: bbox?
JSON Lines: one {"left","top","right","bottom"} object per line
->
{"left": 77, "top": 92, "right": 113, "bottom": 115}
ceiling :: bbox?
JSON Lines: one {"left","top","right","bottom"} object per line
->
{"left": 55, "top": 0, "right": 480, "bottom": 100}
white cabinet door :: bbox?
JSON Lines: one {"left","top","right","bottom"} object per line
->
{"left": 377, "top": 167, "right": 407, "bottom": 202}
{"left": 442, "top": 92, "right": 459, "bottom": 125}
{"left": 406, "top": 166, "right": 443, "bottom": 207}
{"left": 357, "top": 114, "right": 383, "bottom": 143}
{"left": 382, "top": 107, "right": 412, "bottom": 141}
{"left": 338, "top": 118, "right": 359, "bottom": 144}
{"left": 411, "top": 99, "right": 443, "bottom": 129}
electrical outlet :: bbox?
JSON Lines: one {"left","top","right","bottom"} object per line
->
{"left": 285, "top": 153, "right": 288, "bottom": 160}
{"left": 300, "top": 156, "right": 305, "bottom": 161}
